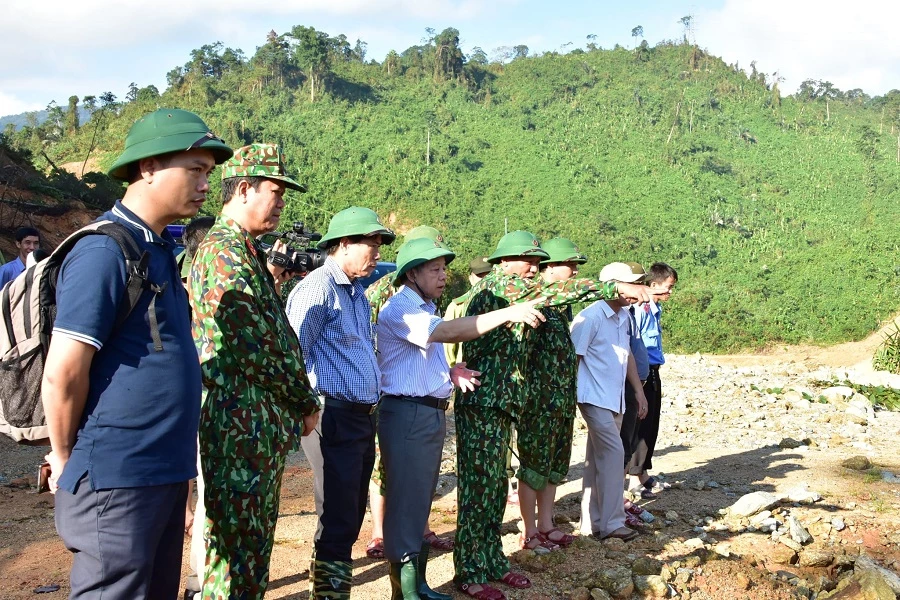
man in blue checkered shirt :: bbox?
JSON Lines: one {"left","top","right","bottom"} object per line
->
{"left": 286, "top": 206, "right": 395, "bottom": 599}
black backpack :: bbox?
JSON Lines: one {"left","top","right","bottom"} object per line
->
{"left": 0, "top": 220, "right": 165, "bottom": 444}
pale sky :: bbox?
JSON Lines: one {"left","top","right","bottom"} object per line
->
{"left": 2, "top": 0, "right": 899, "bottom": 117}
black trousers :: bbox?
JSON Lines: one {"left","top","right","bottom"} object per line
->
{"left": 619, "top": 381, "right": 641, "bottom": 467}
{"left": 627, "top": 366, "right": 662, "bottom": 475}
{"left": 314, "top": 406, "right": 377, "bottom": 561}
{"left": 55, "top": 475, "right": 188, "bottom": 599}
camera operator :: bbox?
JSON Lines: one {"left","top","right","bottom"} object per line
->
{"left": 188, "top": 143, "right": 321, "bottom": 599}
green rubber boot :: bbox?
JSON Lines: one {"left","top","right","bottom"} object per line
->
{"left": 389, "top": 558, "right": 422, "bottom": 600}
{"left": 416, "top": 543, "right": 451, "bottom": 600}
{"left": 309, "top": 551, "right": 352, "bottom": 600}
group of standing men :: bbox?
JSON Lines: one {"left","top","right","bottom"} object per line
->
{"left": 38, "top": 106, "right": 676, "bottom": 600}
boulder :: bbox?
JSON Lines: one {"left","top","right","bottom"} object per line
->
{"left": 590, "top": 589, "right": 612, "bottom": 600}
{"left": 821, "top": 386, "right": 855, "bottom": 403}
{"left": 728, "top": 491, "right": 779, "bottom": 517}
{"left": 631, "top": 556, "right": 663, "bottom": 576}
{"left": 798, "top": 550, "right": 834, "bottom": 567}
{"left": 570, "top": 587, "right": 591, "bottom": 600}
{"left": 841, "top": 456, "right": 872, "bottom": 471}
{"left": 596, "top": 566, "right": 635, "bottom": 599}
{"left": 632, "top": 575, "right": 668, "bottom": 598}
{"left": 788, "top": 516, "right": 813, "bottom": 544}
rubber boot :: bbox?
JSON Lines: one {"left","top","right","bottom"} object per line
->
{"left": 309, "top": 551, "right": 352, "bottom": 600}
{"left": 389, "top": 557, "right": 422, "bottom": 600}
{"left": 415, "top": 542, "right": 451, "bottom": 600}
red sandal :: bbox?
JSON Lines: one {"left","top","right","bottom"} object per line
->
{"left": 423, "top": 530, "right": 455, "bottom": 551}
{"left": 520, "top": 532, "right": 559, "bottom": 554}
{"left": 539, "top": 527, "right": 575, "bottom": 548}
{"left": 456, "top": 582, "right": 506, "bottom": 600}
{"left": 497, "top": 571, "right": 532, "bottom": 589}
{"left": 365, "top": 537, "right": 384, "bottom": 559}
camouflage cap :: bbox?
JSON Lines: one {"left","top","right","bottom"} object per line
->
{"left": 469, "top": 256, "right": 491, "bottom": 275}
{"left": 221, "top": 143, "right": 306, "bottom": 192}
{"left": 625, "top": 261, "right": 647, "bottom": 282}
{"left": 599, "top": 262, "right": 644, "bottom": 283}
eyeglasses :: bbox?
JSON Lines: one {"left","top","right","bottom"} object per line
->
{"left": 188, "top": 131, "right": 225, "bottom": 150}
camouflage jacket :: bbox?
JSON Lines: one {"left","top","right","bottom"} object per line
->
{"left": 365, "top": 273, "right": 395, "bottom": 324}
{"left": 189, "top": 216, "right": 320, "bottom": 460}
{"left": 457, "top": 266, "right": 618, "bottom": 420}
{"left": 526, "top": 292, "right": 577, "bottom": 418}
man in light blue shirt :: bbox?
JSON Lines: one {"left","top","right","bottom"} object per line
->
{"left": 0, "top": 227, "right": 40, "bottom": 288}
{"left": 376, "top": 236, "right": 543, "bottom": 600}
{"left": 628, "top": 262, "right": 678, "bottom": 497}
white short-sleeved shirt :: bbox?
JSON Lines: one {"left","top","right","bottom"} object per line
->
{"left": 376, "top": 286, "right": 453, "bottom": 398}
{"left": 569, "top": 301, "right": 631, "bottom": 413}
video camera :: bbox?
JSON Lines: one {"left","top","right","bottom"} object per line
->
{"left": 259, "top": 222, "right": 326, "bottom": 274}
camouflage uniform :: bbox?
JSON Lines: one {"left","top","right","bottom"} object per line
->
{"left": 517, "top": 302, "right": 576, "bottom": 491}
{"left": 191, "top": 199, "right": 319, "bottom": 600}
{"left": 453, "top": 266, "right": 618, "bottom": 584}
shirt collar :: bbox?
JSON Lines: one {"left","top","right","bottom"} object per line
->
{"left": 398, "top": 284, "right": 436, "bottom": 311}
{"left": 111, "top": 201, "right": 173, "bottom": 247}
{"left": 324, "top": 256, "right": 353, "bottom": 286}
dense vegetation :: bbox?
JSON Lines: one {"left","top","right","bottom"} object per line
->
{"left": 3, "top": 27, "right": 900, "bottom": 354}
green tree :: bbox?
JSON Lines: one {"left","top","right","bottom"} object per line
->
{"left": 289, "top": 25, "right": 330, "bottom": 102}
{"left": 433, "top": 27, "right": 464, "bottom": 81}
{"left": 468, "top": 46, "right": 488, "bottom": 65}
{"left": 631, "top": 25, "right": 644, "bottom": 46}
{"left": 65, "top": 95, "right": 79, "bottom": 135}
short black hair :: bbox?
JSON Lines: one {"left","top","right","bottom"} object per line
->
{"left": 16, "top": 227, "right": 39, "bottom": 242}
{"left": 221, "top": 177, "right": 265, "bottom": 204}
{"left": 126, "top": 153, "right": 175, "bottom": 183}
{"left": 647, "top": 262, "right": 678, "bottom": 284}
{"left": 183, "top": 216, "right": 216, "bottom": 260}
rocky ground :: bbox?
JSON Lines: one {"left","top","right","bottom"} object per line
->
{"left": 2, "top": 345, "right": 899, "bottom": 599}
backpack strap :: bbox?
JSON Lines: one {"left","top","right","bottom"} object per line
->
{"left": 47, "top": 220, "right": 166, "bottom": 352}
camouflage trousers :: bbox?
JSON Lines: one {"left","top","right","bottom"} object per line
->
{"left": 453, "top": 405, "right": 512, "bottom": 584}
{"left": 516, "top": 409, "right": 574, "bottom": 491}
{"left": 200, "top": 454, "right": 286, "bottom": 600}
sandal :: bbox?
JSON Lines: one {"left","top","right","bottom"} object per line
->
{"left": 456, "top": 582, "right": 506, "bottom": 600}
{"left": 423, "top": 530, "right": 455, "bottom": 551}
{"left": 643, "top": 476, "right": 671, "bottom": 493}
{"left": 539, "top": 527, "right": 575, "bottom": 548}
{"left": 625, "top": 514, "right": 645, "bottom": 528}
{"left": 603, "top": 526, "right": 639, "bottom": 541}
{"left": 520, "top": 532, "right": 559, "bottom": 554}
{"left": 624, "top": 501, "right": 645, "bottom": 516}
{"left": 498, "top": 571, "right": 532, "bottom": 589}
{"left": 629, "top": 486, "right": 658, "bottom": 500}
{"left": 365, "top": 537, "right": 384, "bottom": 559}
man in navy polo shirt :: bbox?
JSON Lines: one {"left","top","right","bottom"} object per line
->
{"left": 41, "top": 108, "right": 232, "bottom": 598}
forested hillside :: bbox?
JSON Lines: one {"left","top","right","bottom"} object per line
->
{"left": 3, "top": 28, "right": 899, "bottom": 353}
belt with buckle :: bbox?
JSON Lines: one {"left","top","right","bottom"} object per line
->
{"left": 382, "top": 394, "right": 451, "bottom": 411}
{"left": 324, "top": 397, "right": 379, "bottom": 414}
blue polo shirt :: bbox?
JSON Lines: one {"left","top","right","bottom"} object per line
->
{"left": 52, "top": 202, "right": 201, "bottom": 492}
{"left": 0, "top": 257, "right": 25, "bottom": 288}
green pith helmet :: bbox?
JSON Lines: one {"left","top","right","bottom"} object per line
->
{"left": 317, "top": 206, "right": 396, "bottom": 249}
{"left": 393, "top": 237, "right": 456, "bottom": 285}
{"left": 221, "top": 143, "right": 306, "bottom": 192}
{"left": 487, "top": 230, "right": 550, "bottom": 264}
{"left": 107, "top": 108, "right": 233, "bottom": 181}
{"left": 540, "top": 237, "right": 588, "bottom": 265}
{"left": 405, "top": 225, "right": 444, "bottom": 243}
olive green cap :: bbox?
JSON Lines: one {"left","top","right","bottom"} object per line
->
{"left": 469, "top": 256, "right": 491, "bottom": 275}
{"left": 487, "top": 230, "right": 550, "bottom": 264}
{"left": 540, "top": 237, "right": 588, "bottom": 265}
{"left": 221, "top": 143, "right": 306, "bottom": 192}
{"left": 317, "top": 206, "right": 396, "bottom": 249}
{"left": 108, "top": 108, "right": 233, "bottom": 180}
{"left": 625, "top": 261, "right": 647, "bottom": 282}
{"left": 393, "top": 237, "right": 456, "bottom": 284}
{"left": 599, "top": 262, "right": 644, "bottom": 283}
{"left": 405, "top": 225, "right": 444, "bottom": 243}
